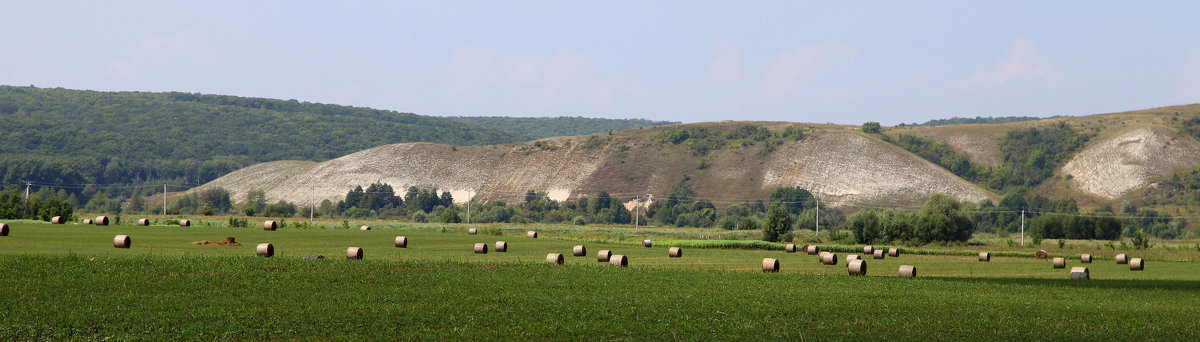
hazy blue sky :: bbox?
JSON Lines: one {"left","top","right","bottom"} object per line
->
{"left": 3, "top": 1, "right": 1199, "bottom": 124}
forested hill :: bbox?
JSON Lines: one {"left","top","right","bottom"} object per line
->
{"left": 0, "top": 85, "right": 522, "bottom": 190}
{"left": 444, "top": 116, "right": 678, "bottom": 140}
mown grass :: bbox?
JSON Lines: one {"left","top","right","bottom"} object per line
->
{"left": 1, "top": 255, "right": 1198, "bottom": 340}
{"left": 2, "top": 221, "right": 1200, "bottom": 340}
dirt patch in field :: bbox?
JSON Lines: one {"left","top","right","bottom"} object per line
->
{"left": 191, "top": 236, "right": 243, "bottom": 246}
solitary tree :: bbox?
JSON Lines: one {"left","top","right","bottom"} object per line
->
{"left": 761, "top": 203, "right": 794, "bottom": 242}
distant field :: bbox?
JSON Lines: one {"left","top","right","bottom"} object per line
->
{"left": 2, "top": 221, "right": 1199, "bottom": 340}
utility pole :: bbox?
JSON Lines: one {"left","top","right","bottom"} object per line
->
{"left": 634, "top": 195, "right": 639, "bottom": 230}
{"left": 23, "top": 182, "right": 31, "bottom": 202}
{"left": 815, "top": 196, "right": 820, "bottom": 236}
{"left": 466, "top": 189, "right": 471, "bottom": 224}
{"left": 163, "top": 184, "right": 167, "bottom": 216}
{"left": 1020, "top": 209, "right": 1025, "bottom": 246}
{"left": 310, "top": 186, "right": 315, "bottom": 222}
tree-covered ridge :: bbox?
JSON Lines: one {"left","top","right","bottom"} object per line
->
{"left": 0, "top": 85, "right": 522, "bottom": 189}
{"left": 909, "top": 115, "right": 1065, "bottom": 126}
{"left": 443, "top": 116, "right": 677, "bottom": 140}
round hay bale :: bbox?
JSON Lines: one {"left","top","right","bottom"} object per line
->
{"left": 494, "top": 241, "right": 507, "bottom": 252}
{"left": 256, "top": 243, "right": 274, "bottom": 257}
{"left": 83, "top": 219, "right": 93, "bottom": 225}
{"left": 888, "top": 248, "right": 899, "bottom": 257}
{"left": 847, "top": 259, "right": 867, "bottom": 276}
{"left": 642, "top": 239, "right": 652, "bottom": 248}
{"left": 898, "top": 265, "right": 917, "bottom": 277}
{"left": 1080, "top": 254, "right": 1092, "bottom": 263}
{"left": 610, "top": 254, "right": 628, "bottom": 267}
{"left": 1115, "top": 254, "right": 1128, "bottom": 264}
{"left": 805, "top": 245, "right": 819, "bottom": 255}
{"left": 346, "top": 247, "right": 363, "bottom": 259}
{"left": 113, "top": 235, "right": 130, "bottom": 248}
{"left": 847, "top": 254, "right": 860, "bottom": 261}
{"left": 359, "top": 225, "right": 371, "bottom": 231}
{"left": 863, "top": 245, "right": 874, "bottom": 254}
{"left": 468, "top": 228, "right": 477, "bottom": 235}
{"left": 51, "top": 216, "right": 64, "bottom": 224}
{"left": 526, "top": 231, "right": 538, "bottom": 238}
{"left": 1036, "top": 250, "right": 1048, "bottom": 259}
{"left": 597, "top": 250, "right": 612, "bottom": 262}
{"left": 1052, "top": 257, "right": 1066, "bottom": 269}
{"left": 669, "top": 247, "right": 682, "bottom": 258}
{"left": 474, "top": 243, "right": 488, "bottom": 254}
{"left": 95, "top": 216, "right": 109, "bottom": 226}
{"left": 395, "top": 236, "right": 408, "bottom": 248}
{"left": 820, "top": 252, "right": 838, "bottom": 265}
{"left": 573, "top": 245, "right": 587, "bottom": 257}
{"left": 263, "top": 220, "right": 277, "bottom": 231}
{"left": 1130, "top": 258, "right": 1144, "bottom": 271}
{"left": 762, "top": 258, "right": 780, "bottom": 273}
{"left": 785, "top": 243, "right": 797, "bottom": 253}
{"left": 137, "top": 218, "right": 150, "bottom": 226}
{"left": 0, "top": 223, "right": 8, "bottom": 236}
{"left": 873, "top": 249, "right": 885, "bottom": 259}
{"left": 1070, "top": 266, "right": 1090, "bottom": 279}
{"left": 180, "top": 219, "right": 191, "bottom": 227}
{"left": 978, "top": 252, "right": 991, "bottom": 262}
{"left": 546, "top": 253, "right": 564, "bottom": 264}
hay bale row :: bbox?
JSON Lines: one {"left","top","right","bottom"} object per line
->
{"left": 862, "top": 245, "right": 874, "bottom": 254}
{"left": 546, "top": 253, "right": 564, "bottom": 264}
{"left": 137, "top": 218, "right": 150, "bottom": 226}
{"left": 257, "top": 243, "right": 274, "bottom": 257}
{"left": 873, "top": 249, "right": 885, "bottom": 259}
{"left": 847, "top": 259, "right": 866, "bottom": 276}
{"left": 643, "top": 239, "right": 652, "bottom": 248}
{"left": 785, "top": 243, "right": 797, "bottom": 253}
{"left": 888, "top": 248, "right": 899, "bottom": 257}
{"left": 669, "top": 247, "right": 682, "bottom": 258}
{"left": 468, "top": 228, "right": 477, "bottom": 235}
{"left": 978, "top": 252, "right": 991, "bottom": 262}
{"left": 1052, "top": 257, "right": 1066, "bottom": 269}
{"left": 0, "top": 223, "right": 8, "bottom": 236}
{"left": 898, "top": 265, "right": 917, "bottom": 277}
{"left": 95, "top": 216, "right": 109, "bottom": 226}
{"left": 526, "top": 231, "right": 538, "bottom": 238}
{"left": 819, "top": 252, "right": 838, "bottom": 265}
{"left": 395, "top": 236, "right": 408, "bottom": 248}
{"left": 51, "top": 216, "right": 65, "bottom": 224}
{"left": 573, "top": 245, "right": 587, "bottom": 257}
{"left": 494, "top": 241, "right": 507, "bottom": 252}
{"left": 346, "top": 247, "right": 363, "bottom": 259}
{"left": 762, "top": 258, "right": 779, "bottom": 272}
{"left": 180, "top": 219, "right": 191, "bottom": 227}
{"left": 263, "top": 220, "right": 277, "bottom": 231}
{"left": 113, "top": 235, "right": 130, "bottom": 248}
{"left": 1130, "top": 258, "right": 1144, "bottom": 271}
{"left": 597, "top": 250, "right": 611, "bottom": 262}
{"left": 610, "top": 254, "right": 628, "bottom": 267}
{"left": 1115, "top": 254, "right": 1128, "bottom": 264}
{"left": 1080, "top": 254, "right": 1092, "bottom": 263}
{"left": 1070, "top": 267, "right": 1089, "bottom": 279}
{"left": 1036, "top": 249, "right": 1048, "bottom": 259}
{"left": 805, "top": 245, "right": 819, "bottom": 255}
{"left": 474, "top": 243, "right": 488, "bottom": 254}
{"left": 359, "top": 225, "right": 371, "bottom": 231}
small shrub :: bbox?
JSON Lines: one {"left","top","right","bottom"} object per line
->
{"left": 1057, "top": 239, "right": 1066, "bottom": 249}
{"left": 572, "top": 216, "right": 588, "bottom": 226}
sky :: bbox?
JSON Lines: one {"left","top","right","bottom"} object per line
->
{"left": 3, "top": 1, "right": 1199, "bottom": 125}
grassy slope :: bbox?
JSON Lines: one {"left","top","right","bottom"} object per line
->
{"left": 2, "top": 222, "right": 1199, "bottom": 340}
{"left": 443, "top": 116, "right": 677, "bottom": 140}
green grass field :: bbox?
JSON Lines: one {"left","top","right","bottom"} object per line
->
{"left": 2, "top": 221, "right": 1199, "bottom": 340}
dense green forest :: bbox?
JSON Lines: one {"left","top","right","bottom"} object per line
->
{"left": 0, "top": 86, "right": 523, "bottom": 192}
{"left": 909, "top": 115, "right": 1065, "bottom": 126}
{"left": 444, "top": 116, "right": 676, "bottom": 140}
